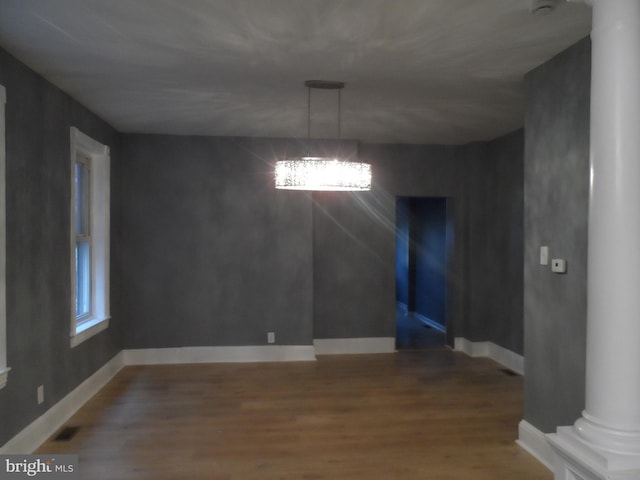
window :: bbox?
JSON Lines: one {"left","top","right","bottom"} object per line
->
{"left": 70, "top": 127, "right": 110, "bottom": 347}
{"left": 0, "top": 85, "right": 7, "bottom": 388}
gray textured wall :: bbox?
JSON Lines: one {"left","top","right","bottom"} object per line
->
{"left": 313, "top": 139, "right": 524, "bottom": 349}
{"left": 0, "top": 48, "right": 122, "bottom": 446}
{"left": 312, "top": 188, "right": 397, "bottom": 339}
{"left": 523, "top": 38, "right": 590, "bottom": 433}
{"left": 314, "top": 143, "right": 466, "bottom": 344}
{"left": 120, "top": 135, "right": 316, "bottom": 348}
{"left": 120, "top": 139, "right": 489, "bottom": 347}
{"left": 464, "top": 131, "right": 525, "bottom": 354}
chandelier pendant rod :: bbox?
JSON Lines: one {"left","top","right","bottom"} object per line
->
{"left": 338, "top": 87, "right": 341, "bottom": 140}
{"left": 307, "top": 84, "right": 311, "bottom": 140}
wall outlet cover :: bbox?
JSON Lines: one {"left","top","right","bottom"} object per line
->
{"left": 540, "top": 246, "right": 549, "bottom": 265}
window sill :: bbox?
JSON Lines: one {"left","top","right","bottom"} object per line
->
{"left": 70, "top": 317, "right": 110, "bottom": 348}
{"left": 0, "top": 366, "right": 10, "bottom": 389}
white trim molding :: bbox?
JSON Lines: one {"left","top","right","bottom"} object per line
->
{"left": 548, "top": 426, "right": 640, "bottom": 480}
{"left": 517, "top": 420, "right": 554, "bottom": 471}
{"left": 313, "top": 337, "right": 395, "bottom": 355}
{"left": 454, "top": 337, "right": 524, "bottom": 375}
{"left": 124, "top": 345, "right": 317, "bottom": 365}
{"left": 69, "top": 127, "right": 110, "bottom": 348}
{"left": 0, "top": 352, "right": 124, "bottom": 454}
{"left": 70, "top": 318, "right": 110, "bottom": 348}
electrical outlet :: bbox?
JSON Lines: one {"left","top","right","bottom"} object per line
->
{"left": 267, "top": 332, "right": 275, "bottom": 344}
{"left": 37, "top": 385, "right": 44, "bottom": 405}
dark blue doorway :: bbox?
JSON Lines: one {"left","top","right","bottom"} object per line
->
{"left": 396, "top": 197, "right": 449, "bottom": 349}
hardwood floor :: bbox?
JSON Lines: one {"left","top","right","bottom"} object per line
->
{"left": 37, "top": 350, "right": 550, "bottom": 479}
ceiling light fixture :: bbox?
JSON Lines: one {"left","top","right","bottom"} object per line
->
{"left": 275, "top": 80, "right": 372, "bottom": 191}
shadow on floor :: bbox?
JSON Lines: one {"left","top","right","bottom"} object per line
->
{"left": 396, "top": 309, "right": 446, "bottom": 350}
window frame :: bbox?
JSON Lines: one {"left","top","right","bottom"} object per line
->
{"left": 0, "top": 85, "right": 8, "bottom": 388}
{"left": 69, "top": 127, "right": 110, "bottom": 348}
{"left": 74, "top": 153, "right": 92, "bottom": 322}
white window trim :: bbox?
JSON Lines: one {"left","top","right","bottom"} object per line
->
{"left": 0, "top": 85, "right": 8, "bottom": 388}
{"left": 69, "top": 127, "right": 110, "bottom": 348}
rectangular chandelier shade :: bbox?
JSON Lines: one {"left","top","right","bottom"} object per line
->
{"left": 275, "top": 157, "right": 372, "bottom": 191}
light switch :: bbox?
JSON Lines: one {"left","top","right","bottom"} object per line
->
{"left": 551, "top": 258, "right": 567, "bottom": 273}
{"left": 540, "top": 246, "right": 549, "bottom": 266}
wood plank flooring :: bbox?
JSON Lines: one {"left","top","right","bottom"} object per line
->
{"left": 36, "top": 350, "right": 550, "bottom": 479}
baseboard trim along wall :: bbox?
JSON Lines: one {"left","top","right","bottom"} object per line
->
{"left": 313, "top": 337, "right": 396, "bottom": 355}
{"left": 454, "top": 337, "right": 524, "bottom": 375}
{"left": 516, "top": 420, "right": 554, "bottom": 471}
{"left": 0, "top": 351, "right": 125, "bottom": 454}
{"left": 124, "top": 345, "right": 317, "bottom": 365}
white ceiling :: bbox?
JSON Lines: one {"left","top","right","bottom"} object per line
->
{"left": 0, "top": 0, "right": 591, "bottom": 145}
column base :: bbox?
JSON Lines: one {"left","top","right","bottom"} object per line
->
{"left": 547, "top": 427, "right": 640, "bottom": 480}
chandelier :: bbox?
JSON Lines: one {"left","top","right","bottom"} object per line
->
{"left": 275, "top": 80, "right": 372, "bottom": 191}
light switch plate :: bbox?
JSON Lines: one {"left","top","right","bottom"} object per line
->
{"left": 540, "top": 246, "right": 549, "bottom": 265}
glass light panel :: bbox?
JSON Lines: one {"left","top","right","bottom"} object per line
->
{"left": 275, "top": 157, "right": 371, "bottom": 191}
{"left": 75, "top": 242, "right": 91, "bottom": 318}
{"left": 74, "top": 160, "right": 89, "bottom": 235}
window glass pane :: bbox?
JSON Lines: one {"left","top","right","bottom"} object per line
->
{"left": 75, "top": 160, "right": 88, "bottom": 235}
{"left": 75, "top": 242, "right": 91, "bottom": 318}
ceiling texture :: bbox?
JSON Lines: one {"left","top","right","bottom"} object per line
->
{"left": 0, "top": 0, "right": 591, "bottom": 145}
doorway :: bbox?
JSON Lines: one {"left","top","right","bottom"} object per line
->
{"left": 395, "top": 197, "right": 449, "bottom": 349}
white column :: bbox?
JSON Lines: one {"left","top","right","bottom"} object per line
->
{"left": 548, "top": 1, "right": 640, "bottom": 478}
{"left": 579, "top": 0, "right": 640, "bottom": 453}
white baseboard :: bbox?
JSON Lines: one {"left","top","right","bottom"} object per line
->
{"left": 0, "top": 351, "right": 125, "bottom": 454}
{"left": 517, "top": 420, "right": 554, "bottom": 471}
{"left": 313, "top": 337, "right": 395, "bottom": 355}
{"left": 454, "top": 337, "right": 524, "bottom": 375}
{"left": 124, "top": 345, "right": 317, "bottom": 365}
{"left": 455, "top": 337, "right": 494, "bottom": 357}
{"left": 547, "top": 426, "right": 640, "bottom": 479}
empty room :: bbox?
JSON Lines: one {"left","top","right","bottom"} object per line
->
{"left": 1, "top": 1, "right": 639, "bottom": 479}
